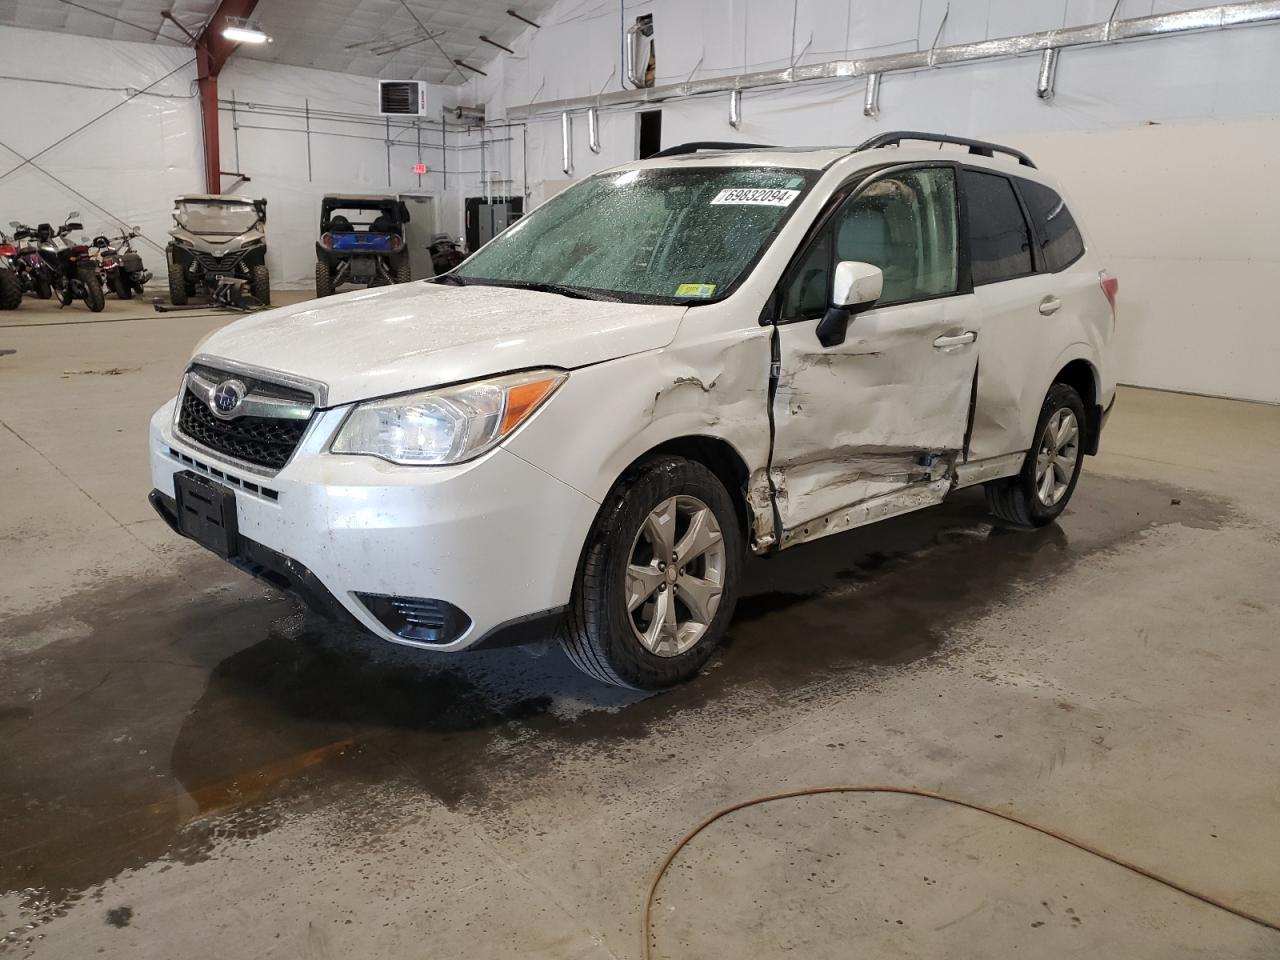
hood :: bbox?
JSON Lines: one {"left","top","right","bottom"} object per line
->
{"left": 193, "top": 282, "right": 688, "bottom": 406}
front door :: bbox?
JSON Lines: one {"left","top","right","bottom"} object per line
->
{"left": 769, "top": 164, "right": 979, "bottom": 547}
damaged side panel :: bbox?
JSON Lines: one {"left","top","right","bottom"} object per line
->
{"left": 769, "top": 296, "right": 981, "bottom": 547}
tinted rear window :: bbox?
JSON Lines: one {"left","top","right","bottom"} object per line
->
{"left": 963, "top": 170, "right": 1032, "bottom": 285}
{"left": 1019, "top": 178, "right": 1085, "bottom": 272}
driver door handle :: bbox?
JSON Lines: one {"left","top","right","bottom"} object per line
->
{"left": 933, "top": 331, "right": 976, "bottom": 349}
{"left": 1039, "top": 295, "right": 1063, "bottom": 316}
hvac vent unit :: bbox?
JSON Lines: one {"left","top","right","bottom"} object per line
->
{"left": 379, "top": 80, "right": 428, "bottom": 116}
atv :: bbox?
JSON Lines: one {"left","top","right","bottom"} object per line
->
{"left": 166, "top": 195, "right": 269, "bottom": 306}
{"left": 315, "top": 194, "right": 412, "bottom": 297}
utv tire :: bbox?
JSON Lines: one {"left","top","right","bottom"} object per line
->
{"left": 561, "top": 456, "right": 743, "bottom": 690}
{"left": 985, "top": 382, "right": 1086, "bottom": 528}
{"left": 113, "top": 273, "right": 133, "bottom": 300}
{"left": 250, "top": 264, "right": 270, "bottom": 306}
{"left": 395, "top": 258, "right": 412, "bottom": 284}
{"left": 34, "top": 273, "right": 52, "bottom": 300}
{"left": 80, "top": 270, "right": 105, "bottom": 313}
{"left": 167, "top": 258, "right": 188, "bottom": 305}
{"left": 315, "top": 260, "right": 335, "bottom": 297}
{"left": 0, "top": 270, "right": 21, "bottom": 310}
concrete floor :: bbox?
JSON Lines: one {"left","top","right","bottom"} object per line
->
{"left": 1, "top": 294, "right": 1278, "bottom": 958}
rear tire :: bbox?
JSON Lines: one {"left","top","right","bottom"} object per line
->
{"left": 80, "top": 270, "right": 105, "bottom": 312}
{"left": 113, "top": 273, "right": 133, "bottom": 300}
{"left": 561, "top": 456, "right": 743, "bottom": 690}
{"left": 395, "top": 257, "right": 412, "bottom": 284}
{"left": 0, "top": 270, "right": 21, "bottom": 310}
{"left": 167, "top": 258, "right": 188, "bottom": 305}
{"left": 985, "top": 382, "right": 1086, "bottom": 527}
{"left": 315, "top": 260, "right": 335, "bottom": 297}
{"left": 250, "top": 264, "right": 270, "bottom": 306}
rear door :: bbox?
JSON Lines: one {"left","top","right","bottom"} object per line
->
{"left": 964, "top": 169, "right": 1090, "bottom": 461}
{"left": 769, "top": 164, "right": 980, "bottom": 547}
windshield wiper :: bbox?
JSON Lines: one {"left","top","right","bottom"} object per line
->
{"left": 433, "top": 273, "right": 466, "bottom": 286}
{"left": 501, "top": 280, "right": 620, "bottom": 302}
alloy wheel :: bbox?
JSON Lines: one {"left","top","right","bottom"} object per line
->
{"left": 1034, "top": 408, "right": 1080, "bottom": 507}
{"left": 625, "top": 495, "right": 726, "bottom": 658}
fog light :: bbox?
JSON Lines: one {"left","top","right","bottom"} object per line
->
{"left": 356, "top": 593, "right": 471, "bottom": 645}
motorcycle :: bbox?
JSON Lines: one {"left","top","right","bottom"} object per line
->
{"left": 8, "top": 220, "right": 54, "bottom": 299}
{"left": 429, "top": 233, "right": 466, "bottom": 275}
{"left": 91, "top": 227, "right": 150, "bottom": 299}
{"left": 28, "top": 213, "right": 105, "bottom": 313}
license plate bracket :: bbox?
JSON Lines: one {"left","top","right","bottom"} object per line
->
{"left": 174, "top": 471, "right": 240, "bottom": 558}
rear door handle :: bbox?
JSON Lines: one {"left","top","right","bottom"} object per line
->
{"left": 1039, "top": 295, "right": 1062, "bottom": 316}
{"left": 933, "top": 331, "right": 977, "bottom": 349}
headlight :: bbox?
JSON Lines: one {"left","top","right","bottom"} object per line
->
{"left": 331, "top": 369, "right": 566, "bottom": 465}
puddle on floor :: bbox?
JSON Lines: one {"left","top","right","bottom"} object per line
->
{"left": 0, "top": 475, "right": 1228, "bottom": 935}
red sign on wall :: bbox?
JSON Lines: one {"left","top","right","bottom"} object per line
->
{"left": 413, "top": 162, "right": 428, "bottom": 175}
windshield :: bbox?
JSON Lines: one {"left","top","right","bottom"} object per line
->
{"left": 176, "top": 202, "right": 260, "bottom": 235}
{"left": 454, "top": 166, "right": 819, "bottom": 303}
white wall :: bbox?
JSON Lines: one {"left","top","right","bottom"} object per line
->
{"left": 0, "top": 27, "right": 201, "bottom": 274}
{"left": 462, "top": 0, "right": 1280, "bottom": 403}
{"left": 0, "top": 27, "right": 520, "bottom": 290}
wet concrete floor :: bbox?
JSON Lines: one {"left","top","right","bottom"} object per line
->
{"left": 0, "top": 475, "right": 1226, "bottom": 932}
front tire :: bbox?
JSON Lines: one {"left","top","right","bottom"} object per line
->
{"left": 561, "top": 456, "right": 743, "bottom": 689}
{"left": 250, "top": 264, "right": 270, "bottom": 305}
{"left": 80, "top": 270, "right": 105, "bottom": 312}
{"left": 113, "top": 273, "right": 133, "bottom": 300}
{"left": 167, "top": 258, "right": 188, "bottom": 305}
{"left": 315, "top": 260, "right": 335, "bottom": 297}
{"left": 985, "top": 382, "right": 1086, "bottom": 527}
{"left": 0, "top": 270, "right": 21, "bottom": 310}
{"left": 34, "top": 272, "right": 52, "bottom": 300}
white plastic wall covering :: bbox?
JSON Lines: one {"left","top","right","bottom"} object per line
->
{"left": 508, "top": 0, "right": 1280, "bottom": 117}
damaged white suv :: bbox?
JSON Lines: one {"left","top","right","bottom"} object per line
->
{"left": 149, "top": 131, "right": 1116, "bottom": 689}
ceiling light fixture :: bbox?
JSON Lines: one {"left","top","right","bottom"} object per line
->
{"left": 222, "top": 16, "right": 272, "bottom": 44}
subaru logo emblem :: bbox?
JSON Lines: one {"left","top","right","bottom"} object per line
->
{"left": 210, "top": 379, "right": 247, "bottom": 419}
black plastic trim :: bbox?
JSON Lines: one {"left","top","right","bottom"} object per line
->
{"left": 650, "top": 141, "right": 774, "bottom": 158}
{"left": 857, "top": 131, "right": 1036, "bottom": 168}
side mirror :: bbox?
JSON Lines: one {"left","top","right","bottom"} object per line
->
{"left": 66, "top": 211, "right": 81, "bottom": 221}
{"left": 817, "top": 261, "right": 883, "bottom": 348}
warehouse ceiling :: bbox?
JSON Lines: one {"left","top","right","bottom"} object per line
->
{"left": 0, "top": 0, "right": 556, "bottom": 84}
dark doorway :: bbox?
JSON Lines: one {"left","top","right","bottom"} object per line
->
{"left": 638, "top": 110, "right": 662, "bottom": 160}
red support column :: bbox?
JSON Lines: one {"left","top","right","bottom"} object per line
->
{"left": 194, "top": 0, "right": 260, "bottom": 194}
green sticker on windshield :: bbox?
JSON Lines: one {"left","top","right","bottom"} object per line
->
{"left": 675, "top": 283, "right": 716, "bottom": 298}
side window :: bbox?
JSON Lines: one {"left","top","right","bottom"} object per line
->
{"left": 963, "top": 170, "right": 1033, "bottom": 285}
{"left": 1018, "top": 178, "right": 1085, "bottom": 272}
{"left": 781, "top": 167, "right": 958, "bottom": 318}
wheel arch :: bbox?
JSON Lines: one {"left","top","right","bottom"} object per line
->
{"left": 1049, "top": 355, "right": 1101, "bottom": 455}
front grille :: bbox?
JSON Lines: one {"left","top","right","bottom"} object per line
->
{"left": 177, "top": 388, "right": 309, "bottom": 471}
{"left": 192, "top": 250, "right": 245, "bottom": 276}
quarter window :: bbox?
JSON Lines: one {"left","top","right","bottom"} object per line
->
{"left": 782, "top": 167, "right": 958, "bottom": 319}
{"left": 1018, "top": 178, "right": 1085, "bottom": 272}
{"left": 963, "top": 170, "right": 1033, "bottom": 285}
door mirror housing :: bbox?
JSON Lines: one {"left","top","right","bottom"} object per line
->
{"left": 817, "top": 261, "right": 883, "bottom": 348}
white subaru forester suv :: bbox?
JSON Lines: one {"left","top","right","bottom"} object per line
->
{"left": 149, "top": 131, "right": 1116, "bottom": 690}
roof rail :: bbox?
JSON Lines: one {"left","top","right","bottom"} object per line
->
{"left": 649, "top": 141, "right": 775, "bottom": 158}
{"left": 855, "top": 131, "right": 1036, "bottom": 168}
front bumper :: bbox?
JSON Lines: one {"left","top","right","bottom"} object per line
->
{"left": 149, "top": 398, "right": 599, "bottom": 651}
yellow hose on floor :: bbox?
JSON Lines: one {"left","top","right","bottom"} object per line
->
{"left": 643, "top": 784, "right": 1280, "bottom": 959}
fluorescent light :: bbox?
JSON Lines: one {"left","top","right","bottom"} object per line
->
{"left": 222, "top": 20, "right": 271, "bottom": 43}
